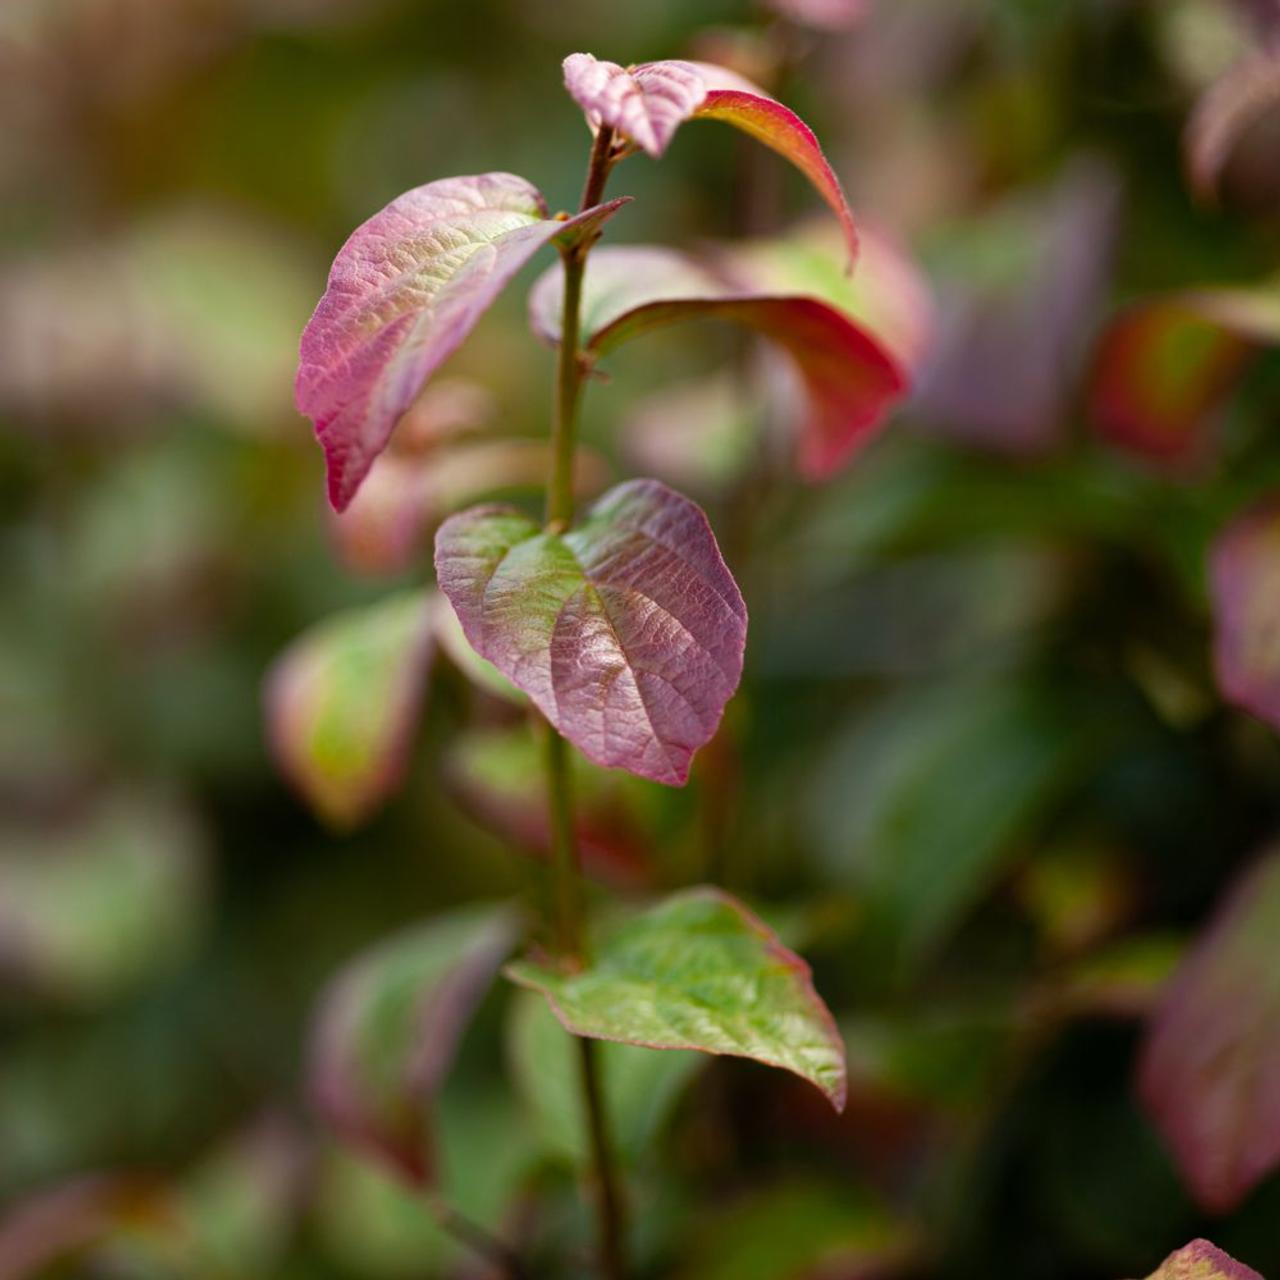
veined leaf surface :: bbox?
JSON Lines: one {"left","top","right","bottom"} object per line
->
{"left": 1141, "top": 1240, "right": 1263, "bottom": 1280}
{"left": 434, "top": 478, "right": 746, "bottom": 785}
{"left": 506, "top": 887, "right": 847, "bottom": 1109}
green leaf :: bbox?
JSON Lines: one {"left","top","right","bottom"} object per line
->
{"left": 265, "top": 590, "right": 436, "bottom": 829}
{"left": 308, "top": 902, "right": 521, "bottom": 1184}
{"left": 506, "top": 887, "right": 846, "bottom": 1109}
{"left": 1141, "top": 1240, "right": 1263, "bottom": 1280}
{"left": 506, "top": 989, "right": 702, "bottom": 1168}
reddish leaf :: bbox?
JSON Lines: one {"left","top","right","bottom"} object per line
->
{"left": 295, "top": 173, "right": 628, "bottom": 510}
{"left": 561, "top": 55, "right": 856, "bottom": 263}
{"left": 309, "top": 903, "right": 520, "bottom": 1184}
{"left": 1091, "top": 289, "right": 1280, "bottom": 465}
{"left": 1210, "top": 497, "right": 1280, "bottom": 727}
{"left": 434, "top": 478, "right": 746, "bottom": 786}
{"left": 264, "top": 592, "right": 436, "bottom": 828}
{"left": 766, "top": 0, "right": 871, "bottom": 30}
{"left": 529, "top": 246, "right": 905, "bottom": 479}
{"left": 1137, "top": 850, "right": 1280, "bottom": 1212}
{"left": 1187, "top": 52, "right": 1280, "bottom": 202}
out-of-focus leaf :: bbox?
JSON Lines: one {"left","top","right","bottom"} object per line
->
{"left": 1210, "top": 497, "right": 1280, "bottom": 728}
{"left": 507, "top": 990, "right": 702, "bottom": 1168}
{"left": 1141, "top": 1240, "right": 1264, "bottom": 1280}
{"left": 329, "top": 440, "right": 609, "bottom": 577}
{"left": 308, "top": 902, "right": 521, "bottom": 1184}
{"left": 1187, "top": 52, "right": 1280, "bottom": 202}
{"left": 808, "top": 678, "right": 1102, "bottom": 973}
{"left": 1033, "top": 934, "right": 1184, "bottom": 1022}
{"left": 917, "top": 158, "right": 1120, "bottom": 453}
{"left": 506, "top": 887, "right": 847, "bottom": 1109}
{"left": 1138, "top": 850, "right": 1280, "bottom": 1213}
{"left": 530, "top": 246, "right": 906, "bottom": 479}
{"left": 560, "top": 55, "right": 857, "bottom": 262}
{"left": 443, "top": 726, "right": 652, "bottom": 887}
{"left": 295, "top": 173, "right": 629, "bottom": 510}
{"left": 314, "top": 1086, "right": 534, "bottom": 1278}
{"left": 766, "top": 0, "right": 871, "bottom": 31}
{"left": 264, "top": 591, "right": 436, "bottom": 829}
{"left": 724, "top": 219, "right": 936, "bottom": 374}
{"left": 0, "top": 791, "right": 206, "bottom": 1006}
{"left": 434, "top": 479, "right": 746, "bottom": 786}
{"left": 675, "top": 1181, "right": 911, "bottom": 1280}
{"left": 1089, "top": 289, "right": 1280, "bottom": 465}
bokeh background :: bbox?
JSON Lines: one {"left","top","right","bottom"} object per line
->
{"left": 3, "top": 0, "right": 1280, "bottom": 1277}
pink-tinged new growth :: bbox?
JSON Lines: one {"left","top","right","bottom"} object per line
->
{"left": 506, "top": 886, "right": 848, "bottom": 1110}
{"left": 434, "top": 478, "right": 746, "bottom": 786}
{"left": 264, "top": 591, "right": 436, "bottom": 828}
{"left": 308, "top": 904, "right": 520, "bottom": 1184}
{"left": 1210, "top": 497, "right": 1280, "bottom": 729}
{"left": 563, "top": 53, "right": 707, "bottom": 159}
{"left": 1143, "top": 1241, "right": 1264, "bottom": 1280}
{"left": 561, "top": 54, "right": 857, "bottom": 265}
{"left": 767, "top": 0, "right": 870, "bottom": 30}
{"left": 295, "top": 172, "right": 628, "bottom": 510}
{"left": 1137, "top": 849, "right": 1280, "bottom": 1213}
{"left": 529, "top": 246, "right": 905, "bottom": 479}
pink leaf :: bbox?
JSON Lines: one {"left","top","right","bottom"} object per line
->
{"left": 295, "top": 172, "right": 628, "bottom": 511}
{"left": 264, "top": 592, "right": 436, "bottom": 828}
{"left": 1137, "top": 849, "right": 1280, "bottom": 1212}
{"left": 562, "top": 53, "right": 707, "bottom": 158}
{"left": 561, "top": 55, "right": 856, "bottom": 264}
{"left": 529, "top": 245, "right": 905, "bottom": 479}
{"left": 1090, "top": 288, "right": 1280, "bottom": 466}
{"left": 434, "top": 478, "right": 746, "bottom": 786}
{"left": 1211, "top": 497, "right": 1280, "bottom": 727}
{"left": 766, "top": 0, "right": 871, "bottom": 30}
{"left": 1142, "top": 1240, "right": 1264, "bottom": 1280}
{"left": 309, "top": 903, "right": 521, "bottom": 1184}
{"left": 1187, "top": 51, "right": 1280, "bottom": 202}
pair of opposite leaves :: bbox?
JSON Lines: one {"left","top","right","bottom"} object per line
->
{"left": 295, "top": 52, "right": 906, "bottom": 786}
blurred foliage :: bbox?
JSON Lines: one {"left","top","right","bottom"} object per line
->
{"left": 3, "top": 0, "right": 1280, "bottom": 1277}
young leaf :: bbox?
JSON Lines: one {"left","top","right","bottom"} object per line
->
{"left": 1187, "top": 52, "right": 1280, "bottom": 202}
{"left": 1138, "top": 850, "right": 1280, "bottom": 1212}
{"left": 1089, "top": 292, "right": 1279, "bottom": 465}
{"left": 505, "top": 886, "right": 847, "bottom": 1109}
{"left": 529, "top": 246, "right": 906, "bottom": 479}
{"left": 295, "top": 173, "right": 628, "bottom": 510}
{"left": 1141, "top": 1240, "right": 1263, "bottom": 1280}
{"left": 434, "top": 478, "right": 746, "bottom": 786}
{"left": 561, "top": 55, "right": 856, "bottom": 263}
{"left": 265, "top": 591, "right": 436, "bottom": 829}
{"left": 309, "top": 903, "right": 521, "bottom": 1184}
{"left": 1210, "top": 497, "right": 1280, "bottom": 728}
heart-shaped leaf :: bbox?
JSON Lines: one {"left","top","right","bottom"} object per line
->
{"left": 309, "top": 903, "right": 521, "bottom": 1185}
{"left": 434, "top": 478, "right": 746, "bottom": 786}
{"left": 562, "top": 55, "right": 856, "bottom": 264}
{"left": 1211, "top": 497, "right": 1280, "bottom": 729}
{"left": 264, "top": 591, "right": 436, "bottom": 829}
{"left": 295, "top": 172, "right": 628, "bottom": 510}
{"left": 1141, "top": 1240, "right": 1264, "bottom": 1280}
{"left": 505, "top": 886, "right": 847, "bottom": 1109}
{"left": 1090, "top": 287, "right": 1280, "bottom": 466}
{"left": 1137, "top": 849, "right": 1280, "bottom": 1212}
{"left": 529, "top": 246, "right": 905, "bottom": 479}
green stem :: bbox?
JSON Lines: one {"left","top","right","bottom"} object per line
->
{"left": 542, "top": 124, "right": 629, "bottom": 1280}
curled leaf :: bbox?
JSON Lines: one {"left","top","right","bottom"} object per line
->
{"left": 265, "top": 591, "right": 436, "bottom": 828}
{"left": 434, "top": 478, "right": 746, "bottom": 786}
{"left": 530, "top": 246, "right": 905, "bottom": 479}
{"left": 1142, "top": 1240, "right": 1263, "bottom": 1280}
{"left": 1187, "top": 51, "right": 1280, "bottom": 202}
{"left": 1089, "top": 294, "right": 1266, "bottom": 466}
{"left": 295, "top": 172, "right": 628, "bottom": 510}
{"left": 309, "top": 903, "right": 521, "bottom": 1184}
{"left": 1138, "top": 850, "right": 1280, "bottom": 1212}
{"left": 1211, "top": 497, "right": 1280, "bottom": 728}
{"left": 561, "top": 55, "right": 856, "bottom": 263}
{"left": 506, "top": 886, "right": 847, "bottom": 1109}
